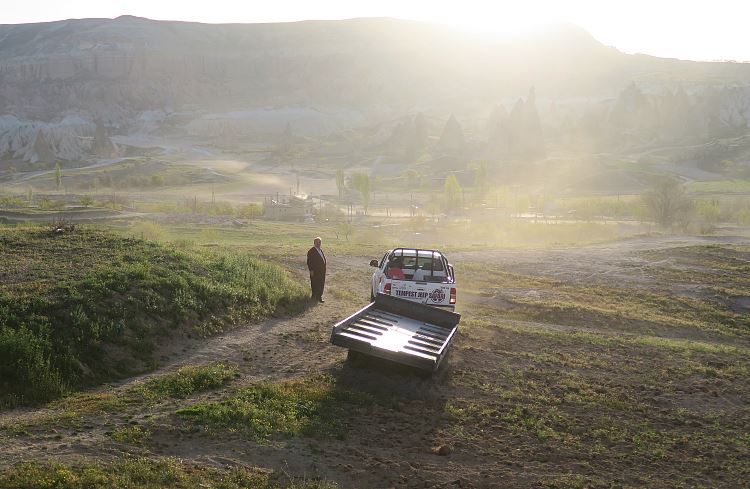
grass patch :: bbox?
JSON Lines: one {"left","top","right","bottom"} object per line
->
{"left": 687, "top": 179, "right": 750, "bottom": 194}
{"left": 0, "top": 457, "right": 337, "bottom": 489}
{"left": 109, "top": 425, "right": 151, "bottom": 445}
{"left": 140, "top": 363, "right": 238, "bottom": 399}
{"left": 0, "top": 226, "right": 308, "bottom": 408}
{"left": 0, "top": 391, "right": 141, "bottom": 435}
{"left": 107, "top": 217, "right": 645, "bottom": 266}
{"left": 177, "top": 373, "right": 374, "bottom": 441}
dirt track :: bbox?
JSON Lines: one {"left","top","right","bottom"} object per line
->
{"left": 1, "top": 235, "right": 749, "bottom": 488}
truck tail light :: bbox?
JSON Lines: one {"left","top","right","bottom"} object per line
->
{"left": 450, "top": 288, "right": 456, "bottom": 304}
{"left": 384, "top": 283, "right": 392, "bottom": 295}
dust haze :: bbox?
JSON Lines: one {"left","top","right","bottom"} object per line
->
{"left": 1, "top": 16, "right": 749, "bottom": 238}
{"left": 1, "top": 14, "right": 750, "bottom": 489}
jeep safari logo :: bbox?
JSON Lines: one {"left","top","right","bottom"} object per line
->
{"left": 429, "top": 289, "right": 445, "bottom": 303}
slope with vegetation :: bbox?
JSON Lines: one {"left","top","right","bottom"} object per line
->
{"left": 0, "top": 226, "right": 307, "bottom": 408}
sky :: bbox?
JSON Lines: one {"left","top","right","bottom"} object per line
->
{"left": 3, "top": 0, "right": 749, "bottom": 62}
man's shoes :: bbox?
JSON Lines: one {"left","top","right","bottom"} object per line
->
{"left": 318, "top": 298, "right": 325, "bottom": 303}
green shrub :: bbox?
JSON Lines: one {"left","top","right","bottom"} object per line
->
{"left": 0, "top": 196, "right": 25, "bottom": 208}
{"left": 170, "top": 238, "right": 195, "bottom": 249}
{"left": 79, "top": 194, "right": 95, "bottom": 208}
{"left": 37, "top": 198, "right": 66, "bottom": 210}
{"left": 109, "top": 425, "right": 151, "bottom": 445}
{"left": 237, "top": 203, "right": 264, "bottom": 218}
{"left": 0, "top": 327, "right": 66, "bottom": 407}
{"left": 131, "top": 220, "right": 166, "bottom": 241}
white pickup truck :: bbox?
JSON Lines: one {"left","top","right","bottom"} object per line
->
{"left": 369, "top": 248, "right": 456, "bottom": 310}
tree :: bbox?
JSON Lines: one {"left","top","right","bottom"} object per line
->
{"left": 444, "top": 174, "right": 462, "bottom": 213}
{"left": 237, "top": 203, "right": 263, "bottom": 218}
{"left": 54, "top": 163, "right": 62, "bottom": 190}
{"left": 642, "top": 178, "right": 692, "bottom": 228}
{"left": 695, "top": 199, "right": 721, "bottom": 233}
{"left": 474, "top": 162, "right": 488, "bottom": 203}
{"left": 335, "top": 221, "right": 353, "bottom": 241}
{"left": 351, "top": 173, "right": 371, "bottom": 214}
{"left": 438, "top": 114, "right": 465, "bottom": 153}
{"left": 336, "top": 169, "right": 345, "bottom": 199}
{"left": 407, "top": 112, "right": 429, "bottom": 159}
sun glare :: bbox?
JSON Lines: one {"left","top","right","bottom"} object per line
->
{"left": 414, "top": 4, "right": 554, "bottom": 38}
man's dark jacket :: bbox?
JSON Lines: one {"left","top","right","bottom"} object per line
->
{"left": 307, "top": 246, "right": 326, "bottom": 275}
{"left": 307, "top": 246, "right": 326, "bottom": 299}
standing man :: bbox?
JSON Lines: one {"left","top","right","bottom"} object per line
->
{"left": 307, "top": 236, "right": 326, "bottom": 303}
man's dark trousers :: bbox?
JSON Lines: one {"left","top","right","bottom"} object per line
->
{"left": 307, "top": 246, "right": 326, "bottom": 300}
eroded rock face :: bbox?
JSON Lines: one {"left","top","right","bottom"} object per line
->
{"left": 0, "top": 115, "right": 116, "bottom": 163}
{"left": 603, "top": 84, "right": 750, "bottom": 148}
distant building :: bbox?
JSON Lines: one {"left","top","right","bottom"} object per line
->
{"left": 263, "top": 195, "right": 315, "bottom": 221}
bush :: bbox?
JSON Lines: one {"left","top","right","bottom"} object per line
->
{"left": 171, "top": 238, "right": 195, "bottom": 249}
{"left": 642, "top": 178, "right": 693, "bottom": 228}
{"left": 38, "top": 198, "right": 66, "bottom": 211}
{"left": 237, "top": 203, "right": 263, "bottom": 218}
{"left": 736, "top": 209, "right": 750, "bottom": 225}
{"left": 0, "top": 327, "right": 66, "bottom": 407}
{"left": 695, "top": 199, "right": 721, "bottom": 234}
{"left": 131, "top": 221, "right": 166, "bottom": 241}
{"left": 0, "top": 196, "right": 25, "bottom": 208}
{"left": 80, "top": 194, "right": 95, "bottom": 208}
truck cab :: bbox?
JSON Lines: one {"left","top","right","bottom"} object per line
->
{"left": 370, "top": 248, "right": 456, "bottom": 310}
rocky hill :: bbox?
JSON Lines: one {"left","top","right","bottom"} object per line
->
{"left": 1, "top": 16, "right": 749, "bottom": 164}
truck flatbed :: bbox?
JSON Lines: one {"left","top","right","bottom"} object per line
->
{"left": 330, "top": 293, "right": 461, "bottom": 372}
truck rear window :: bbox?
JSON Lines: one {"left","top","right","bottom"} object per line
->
{"left": 387, "top": 249, "right": 448, "bottom": 282}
